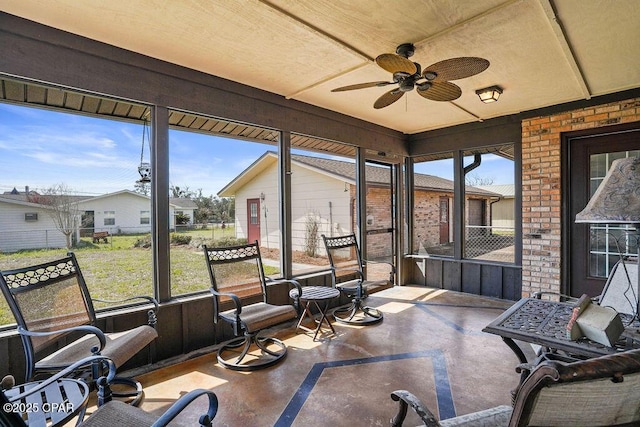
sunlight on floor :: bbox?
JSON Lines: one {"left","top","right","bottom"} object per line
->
{"left": 286, "top": 333, "right": 326, "bottom": 349}
{"left": 143, "top": 371, "right": 228, "bottom": 399}
{"left": 374, "top": 285, "right": 448, "bottom": 302}
{"left": 376, "top": 301, "right": 415, "bottom": 314}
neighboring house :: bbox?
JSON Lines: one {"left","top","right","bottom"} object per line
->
{"left": 77, "top": 190, "right": 154, "bottom": 234}
{"left": 0, "top": 195, "right": 70, "bottom": 252}
{"left": 218, "top": 151, "right": 499, "bottom": 257}
{"left": 0, "top": 188, "right": 198, "bottom": 252}
{"left": 77, "top": 190, "right": 197, "bottom": 234}
{"left": 170, "top": 197, "right": 198, "bottom": 227}
{"left": 476, "top": 184, "right": 516, "bottom": 230}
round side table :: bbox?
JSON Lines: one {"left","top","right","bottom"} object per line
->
{"left": 289, "top": 286, "right": 340, "bottom": 340}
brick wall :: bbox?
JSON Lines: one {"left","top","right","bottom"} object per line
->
{"left": 521, "top": 97, "right": 640, "bottom": 297}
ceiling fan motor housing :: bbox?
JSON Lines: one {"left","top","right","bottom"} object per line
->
{"left": 396, "top": 43, "right": 415, "bottom": 58}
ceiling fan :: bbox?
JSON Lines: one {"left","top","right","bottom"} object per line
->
{"left": 332, "top": 43, "right": 490, "bottom": 109}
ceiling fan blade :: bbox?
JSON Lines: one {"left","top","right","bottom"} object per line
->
{"left": 331, "top": 81, "right": 393, "bottom": 92}
{"left": 417, "top": 81, "right": 462, "bottom": 101}
{"left": 423, "top": 57, "right": 490, "bottom": 81}
{"left": 374, "top": 89, "right": 404, "bottom": 109}
{"left": 375, "top": 53, "right": 418, "bottom": 75}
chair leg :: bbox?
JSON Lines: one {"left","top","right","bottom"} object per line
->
{"left": 217, "top": 333, "right": 288, "bottom": 371}
{"left": 333, "top": 296, "right": 383, "bottom": 325}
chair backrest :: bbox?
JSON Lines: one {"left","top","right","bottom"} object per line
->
{"left": 511, "top": 348, "right": 640, "bottom": 426}
{"left": 322, "top": 233, "right": 363, "bottom": 274}
{"left": 0, "top": 253, "right": 96, "bottom": 355}
{"left": 203, "top": 241, "right": 268, "bottom": 317}
{"left": 599, "top": 258, "right": 638, "bottom": 316}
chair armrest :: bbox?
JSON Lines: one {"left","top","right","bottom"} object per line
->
{"left": 17, "top": 325, "right": 107, "bottom": 353}
{"left": 5, "top": 355, "right": 116, "bottom": 403}
{"left": 92, "top": 295, "right": 159, "bottom": 326}
{"left": 151, "top": 389, "right": 218, "bottom": 427}
{"left": 390, "top": 390, "right": 440, "bottom": 427}
{"left": 266, "top": 278, "right": 303, "bottom": 295}
{"left": 267, "top": 278, "right": 303, "bottom": 315}
{"left": 209, "top": 288, "right": 243, "bottom": 317}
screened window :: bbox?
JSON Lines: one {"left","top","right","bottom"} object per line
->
{"left": 289, "top": 136, "right": 356, "bottom": 276}
{"left": 412, "top": 155, "right": 455, "bottom": 257}
{"left": 0, "top": 90, "right": 153, "bottom": 328}
{"left": 462, "top": 147, "right": 515, "bottom": 263}
{"left": 168, "top": 111, "right": 280, "bottom": 297}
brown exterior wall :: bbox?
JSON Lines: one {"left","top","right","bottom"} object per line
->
{"left": 521, "top": 97, "right": 640, "bottom": 297}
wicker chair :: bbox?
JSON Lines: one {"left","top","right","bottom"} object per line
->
{"left": 0, "top": 252, "right": 158, "bottom": 406}
{"left": 322, "top": 233, "right": 394, "bottom": 325}
{"left": 203, "top": 241, "right": 302, "bottom": 371}
{"left": 390, "top": 348, "right": 640, "bottom": 426}
{"left": 1, "top": 356, "right": 218, "bottom": 427}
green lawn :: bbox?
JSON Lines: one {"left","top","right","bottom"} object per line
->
{"left": 0, "top": 226, "right": 279, "bottom": 326}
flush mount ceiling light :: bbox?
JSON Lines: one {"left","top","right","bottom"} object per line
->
{"left": 476, "top": 85, "right": 503, "bottom": 103}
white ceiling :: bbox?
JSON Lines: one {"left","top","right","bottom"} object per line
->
{"left": 2, "top": 0, "right": 640, "bottom": 134}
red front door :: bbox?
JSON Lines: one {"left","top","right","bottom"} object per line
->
{"left": 247, "top": 198, "right": 260, "bottom": 245}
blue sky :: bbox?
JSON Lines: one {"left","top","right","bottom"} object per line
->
{"left": 0, "top": 103, "right": 513, "bottom": 197}
{"left": 0, "top": 103, "right": 272, "bottom": 197}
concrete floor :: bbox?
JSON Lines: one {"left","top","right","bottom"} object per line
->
{"left": 85, "top": 286, "right": 522, "bottom": 426}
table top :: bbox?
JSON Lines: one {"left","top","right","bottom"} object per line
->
{"left": 4, "top": 378, "right": 89, "bottom": 427}
{"left": 483, "top": 298, "right": 640, "bottom": 358}
{"left": 289, "top": 286, "right": 340, "bottom": 301}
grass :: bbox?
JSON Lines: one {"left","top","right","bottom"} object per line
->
{"left": 0, "top": 226, "right": 282, "bottom": 327}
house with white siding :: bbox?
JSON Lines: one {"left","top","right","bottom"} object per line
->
{"left": 218, "top": 151, "right": 499, "bottom": 257}
{"left": 0, "top": 189, "right": 197, "bottom": 252}
{"left": 0, "top": 196, "right": 70, "bottom": 252}
{"left": 77, "top": 190, "right": 197, "bottom": 234}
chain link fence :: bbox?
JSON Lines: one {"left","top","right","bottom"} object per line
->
{"left": 465, "top": 225, "right": 515, "bottom": 263}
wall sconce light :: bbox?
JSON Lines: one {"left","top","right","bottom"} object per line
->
{"left": 260, "top": 192, "right": 265, "bottom": 201}
{"left": 475, "top": 85, "right": 503, "bottom": 103}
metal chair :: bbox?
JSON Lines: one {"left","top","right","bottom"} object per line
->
{"left": 390, "top": 348, "right": 640, "bottom": 426}
{"left": 203, "top": 241, "right": 302, "bottom": 371}
{"left": 322, "top": 233, "right": 394, "bottom": 325}
{"left": 0, "top": 252, "right": 158, "bottom": 406}
{"left": 1, "top": 355, "right": 218, "bottom": 427}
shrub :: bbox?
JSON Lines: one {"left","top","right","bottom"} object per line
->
{"left": 134, "top": 234, "right": 152, "bottom": 248}
{"left": 171, "top": 233, "right": 192, "bottom": 245}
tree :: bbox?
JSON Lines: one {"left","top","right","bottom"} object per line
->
{"left": 170, "top": 185, "right": 194, "bottom": 199}
{"left": 134, "top": 180, "right": 150, "bottom": 196}
{"left": 37, "top": 183, "right": 81, "bottom": 249}
{"left": 465, "top": 172, "right": 494, "bottom": 186}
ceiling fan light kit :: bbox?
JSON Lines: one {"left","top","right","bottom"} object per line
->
{"left": 332, "top": 43, "right": 490, "bottom": 109}
{"left": 476, "top": 85, "right": 503, "bottom": 103}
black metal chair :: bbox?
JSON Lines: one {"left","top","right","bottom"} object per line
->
{"left": 203, "top": 241, "right": 302, "bottom": 371}
{"left": 0, "top": 252, "right": 158, "bottom": 406}
{"left": 322, "top": 233, "right": 394, "bottom": 325}
{"left": 1, "top": 355, "right": 218, "bottom": 427}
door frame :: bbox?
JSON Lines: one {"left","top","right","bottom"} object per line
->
{"left": 562, "top": 122, "right": 640, "bottom": 297}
